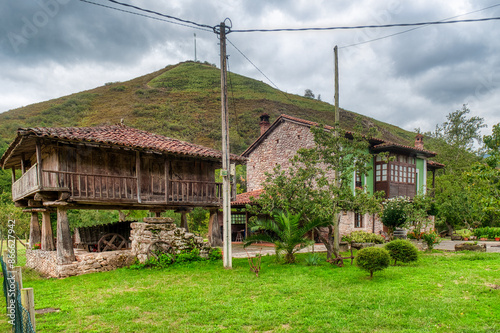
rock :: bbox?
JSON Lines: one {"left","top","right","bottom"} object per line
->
{"left": 455, "top": 243, "right": 486, "bottom": 252}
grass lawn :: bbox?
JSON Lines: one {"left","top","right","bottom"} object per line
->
{"left": 1, "top": 248, "right": 499, "bottom": 333}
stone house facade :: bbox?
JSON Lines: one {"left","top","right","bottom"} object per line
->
{"left": 234, "top": 113, "right": 443, "bottom": 238}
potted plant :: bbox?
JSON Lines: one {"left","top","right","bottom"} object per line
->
{"left": 480, "top": 235, "right": 488, "bottom": 241}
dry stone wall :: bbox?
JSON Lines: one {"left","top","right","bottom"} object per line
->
{"left": 26, "top": 249, "right": 135, "bottom": 278}
{"left": 131, "top": 217, "right": 211, "bottom": 263}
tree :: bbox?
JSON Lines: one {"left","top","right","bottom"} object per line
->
{"left": 304, "top": 89, "right": 315, "bottom": 99}
{"left": 243, "top": 209, "right": 324, "bottom": 264}
{"left": 249, "top": 124, "right": 384, "bottom": 260}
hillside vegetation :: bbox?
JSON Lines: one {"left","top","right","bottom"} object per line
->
{"left": 0, "top": 61, "right": 422, "bottom": 155}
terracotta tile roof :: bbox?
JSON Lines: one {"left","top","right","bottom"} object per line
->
{"left": 427, "top": 160, "right": 445, "bottom": 169}
{"left": 7, "top": 125, "right": 246, "bottom": 163}
{"left": 231, "top": 189, "right": 264, "bottom": 206}
{"left": 371, "top": 141, "right": 437, "bottom": 157}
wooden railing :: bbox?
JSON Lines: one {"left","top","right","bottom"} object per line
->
{"left": 42, "top": 170, "right": 138, "bottom": 201}
{"left": 15, "top": 169, "right": 228, "bottom": 205}
{"left": 167, "top": 180, "right": 223, "bottom": 204}
{"left": 12, "top": 163, "right": 40, "bottom": 201}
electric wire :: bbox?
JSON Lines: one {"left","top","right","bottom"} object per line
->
{"left": 340, "top": 3, "right": 500, "bottom": 49}
{"left": 104, "top": 0, "right": 214, "bottom": 30}
{"left": 231, "top": 16, "right": 500, "bottom": 33}
{"left": 77, "top": 0, "right": 213, "bottom": 32}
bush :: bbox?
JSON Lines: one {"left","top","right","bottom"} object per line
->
{"left": 304, "top": 253, "right": 321, "bottom": 266}
{"left": 473, "top": 227, "right": 500, "bottom": 239}
{"left": 355, "top": 247, "right": 390, "bottom": 278}
{"left": 343, "top": 230, "right": 385, "bottom": 244}
{"left": 384, "top": 239, "right": 419, "bottom": 265}
{"left": 381, "top": 197, "right": 410, "bottom": 232}
{"left": 422, "top": 232, "right": 441, "bottom": 250}
{"left": 455, "top": 229, "right": 472, "bottom": 238}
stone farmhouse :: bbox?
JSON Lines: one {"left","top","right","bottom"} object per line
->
{"left": 232, "top": 114, "right": 443, "bottom": 238}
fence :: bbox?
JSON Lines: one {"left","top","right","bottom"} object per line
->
{"left": 1, "top": 257, "right": 35, "bottom": 333}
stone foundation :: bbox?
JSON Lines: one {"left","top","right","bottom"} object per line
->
{"left": 131, "top": 217, "right": 212, "bottom": 263}
{"left": 26, "top": 249, "right": 135, "bottom": 278}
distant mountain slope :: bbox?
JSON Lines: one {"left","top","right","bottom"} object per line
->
{"left": 0, "top": 61, "right": 422, "bottom": 155}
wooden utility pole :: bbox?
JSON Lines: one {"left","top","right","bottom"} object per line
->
{"left": 220, "top": 22, "right": 232, "bottom": 268}
{"left": 333, "top": 45, "right": 340, "bottom": 256}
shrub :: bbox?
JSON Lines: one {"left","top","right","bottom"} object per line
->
{"left": 473, "top": 227, "right": 500, "bottom": 239}
{"left": 343, "top": 230, "right": 385, "bottom": 244}
{"left": 304, "top": 253, "right": 321, "bottom": 266}
{"left": 384, "top": 239, "right": 419, "bottom": 265}
{"left": 455, "top": 229, "right": 472, "bottom": 238}
{"left": 355, "top": 247, "right": 390, "bottom": 278}
{"left": 381, "top": 197, "right": 410, "bottom": 232}
{"left": 422, "top": 232, "right": 441, "bottom": 250}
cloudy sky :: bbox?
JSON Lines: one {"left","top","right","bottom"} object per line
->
{"left": 1, "top": 0, "right": 499, "bottom": 138}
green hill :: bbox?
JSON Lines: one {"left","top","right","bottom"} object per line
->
{"left": 0, "top": 61, "right": 421, "bottom": 155}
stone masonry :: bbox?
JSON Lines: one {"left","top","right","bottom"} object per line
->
{"left": 131, "top": 217, "right": 212, "bottom": 263}
{"left": 26, "top": 248, "right": 135, "bottom": 278}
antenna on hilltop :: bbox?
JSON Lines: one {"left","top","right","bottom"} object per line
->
{"left": 194, "top": 33, "right": 197, "bottom": 62}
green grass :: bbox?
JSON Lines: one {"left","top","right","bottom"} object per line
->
{"left": 1, "top": 250, "right": 499, "bottom": 332}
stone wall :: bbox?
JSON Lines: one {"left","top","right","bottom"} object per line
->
{"left": 247, "top": 120, "right": 316, "bottom": 192}
{"left": 26, "top": 249, "right": 135, "bottom": 278}
{"left": 339, "top": 212, "right": 384, "bottom": 236}
{"left": 130, "top": 217, "right": 212, "bottom": 263}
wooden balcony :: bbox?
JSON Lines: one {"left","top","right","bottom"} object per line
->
{"left": 12, "top": 163, "right": 40, "bottom": 201}
{"left": 12, "top": 169, "right": 226, "bottom": 206}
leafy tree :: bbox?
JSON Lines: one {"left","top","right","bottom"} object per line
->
{"left": 249, "top": 124, "right": 384, "bottom": 259}
{"left": 243, "top": 209, "right": 324, "bottom": 264}
{"left": 0, "top": 192, "right": 30, "bottom": 239}
{"left": 304, "top": 89, "right": 315, "bottom": 99}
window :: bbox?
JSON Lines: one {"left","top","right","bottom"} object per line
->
{"left": 231, "top": 214, "right": 246, "bottom": 224}
{"left": 355, "top": 172, "right": 362, "bottom": 188}
{"left": 387, "top": 154, "right": 416, "bottom": 185}
{"left": 354, "top": 213, "right": 363, "bottom": 228}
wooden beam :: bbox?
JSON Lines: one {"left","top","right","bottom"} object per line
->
{"left": 136, "top": 151, "right": 142, "bottom": 203}
{"left": 181, "top": 211, "right": 188, "bottom": 231}
{"left": 28, "top": 212, "right": 41, "bottom": 248}
{"left": 56, "top": 207, "right": 75, "bottom": 264}
{"left": 41, "top": 211, "right": 55, "bottom": 251}
{"left": 21, "top": 153, "right": 26, "bottom": 174}
{"left": 36, "top": 140, "right": 43, "bottom": 189}
{"left": 11, "top": 167, "right": 16, "bottom": 185}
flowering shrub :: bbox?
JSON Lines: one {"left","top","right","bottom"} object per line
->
{"left": 342, "top": 230, "right": 385, "bottom": 244}
{"left": 422, "top": 232, "right": 441, "bottom": 250}
{"left": 381, "top": 197, "right": 410, "bottom": 232}
{"left": 32, "top": 242, "right": 41, "bottom": 250}
{"left": 407, "top": 231, "right": 424, "bottom": 240}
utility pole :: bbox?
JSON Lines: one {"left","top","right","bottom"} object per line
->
{"left": 194, "top": 33, "right": 197, "bottom": 62}
{"left": 333, "top": 45, "right": 340, "bottom": 257}
{"left": 219, "top": 22, "right": 232, "bottom": 268}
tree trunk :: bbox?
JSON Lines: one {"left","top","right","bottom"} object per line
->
{"left": 443, "top": 220, "right": 454, "bottom": 236}
{"left": 317, "top": 225, "right": 336, "bottom": 259}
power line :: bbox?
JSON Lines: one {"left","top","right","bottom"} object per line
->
{"left": 340, "top": 3, "right": 500, "bottom": 49}
{"left": 231, "top": 16, "right": 500, "bottom": 33}
{"left": 77, "top": 0, "right": 213, "bottom": 32}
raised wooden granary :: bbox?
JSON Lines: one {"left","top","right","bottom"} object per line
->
{"left": 0, "top": 124, "right": 245, "bottom": 263}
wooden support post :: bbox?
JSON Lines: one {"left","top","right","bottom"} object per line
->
{"left": 29, "top": 212, "right": 41, "bottom": 248}
{"left": 11, "top": 167, "right": 16, "bottom": 185}
{"left": 136, "top": 151, "right": 142, "bottom": 203}
{"left": 36, "top": 140, "right": 43, "bottom": 188}
{"left": 21, "top": 153, "right": 26, "bottom": 174}
{"left": 21, "top": 288, "right": 36, "bottom": 331}
{"left": 56, "top": 207, "right": 75, "bottom": 264}
{"left": 13, "top": 266, "right": 23, "bottom": 289}
{"left": 181, "top": 211, "right": 188, "bottom": 232}
{"left": 208, "top": 209, "right": 222, "bottom": 247}
{"left": 41, "top": 211, "right": 55, "bottom": 251}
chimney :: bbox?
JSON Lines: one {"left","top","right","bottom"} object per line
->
{"left": 415, "top": 133, "right": 424, "bottom": 150}
{"left": 259, "top": 113, "right": 270, "bottom": 136}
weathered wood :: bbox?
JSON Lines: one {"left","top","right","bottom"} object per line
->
{"left": 181, "top": 211, "right": 188, "bottom": 231}
{"left": 28, "top": 212, "right": 41, "bottom": 248}
{"left": 56, "top": 207, "right": 75, "bottom": 264}
{"left": 136, "top": 151, "right": 142, "bottom": 203}
{"left": 41, "top": 211, "right": 55, "bottom": 251}
{"left": 21, "top": 288, "right": 36, "bottom": 331}
{"left": 13, "top": 266, "right": 23, "bottom": 289}
{"left": 36, "top": 140, "right": 43, "bottom": 189}
{"left": 11, "top": 167, "right": 16, "bottom": 185}
{"left": 21, "top": 153, "right": 26, "bottom": 174}
{"left": 208, "top": 209, "right": 222, "bottom": 247}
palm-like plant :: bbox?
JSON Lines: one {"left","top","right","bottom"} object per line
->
{"left": 243, "top": 209, "right": 324, "bottom": 264}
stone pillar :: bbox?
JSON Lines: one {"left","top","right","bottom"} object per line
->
{"left": 41, "top": 211, "right": 55, "bottom": 251}
{"left": 29, "top": 212, "right": 41, "bottom": 248}
{"left": 56, "top": 207, "right": 75, "bottom": 264}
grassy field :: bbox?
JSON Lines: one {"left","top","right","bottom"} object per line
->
{"left": 0, "top": 248, "right": 499, "bottom": 333}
